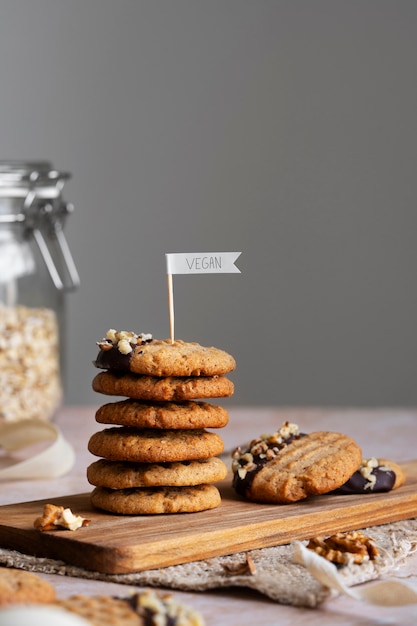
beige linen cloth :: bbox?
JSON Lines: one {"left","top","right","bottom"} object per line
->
{"left": 0, "top": 519, "right": 416, "bottom": 608}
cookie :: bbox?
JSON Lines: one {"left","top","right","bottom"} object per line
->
{"left": 0, "top": 567, "right": 56, "bottom": 606}
{"left": 87, "top": 457, "right": 228, "bottom": 488}
{"left": 333, "top": 457, "right": 406, "bottom": 494}
{"left": 95, "top": 399, "right": 229, "bottom": 429}
{"left": 95, "top": 331, "right": 236, "bottom": 377}
{"left": 55, "top": 594, "right": 141, "bottom": 626}
{"left": 91, "top": 483, "right": 221, "bottom": 514}
{"left": 56, "top": 590, "right": 205, "bottom": 626}
{"left": 88, "top": 427, "right": 224, "bottom": 463}
{"left": 92, "top": 372, "right": 234, "bottom": 401}
{"left": 232, "top": 424, "right": 362, "bottom": 503}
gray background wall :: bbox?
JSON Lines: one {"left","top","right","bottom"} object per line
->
{"left": 1, "top": 1, "right": 416, "bottom": 407}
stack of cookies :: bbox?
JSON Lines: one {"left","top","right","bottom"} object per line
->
{"left": 88, "top": 330, "right": 235, "bottom": 515}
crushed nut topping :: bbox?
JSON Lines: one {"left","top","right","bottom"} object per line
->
{"left": 126, "top": 589, "right": 204, "bottom": 626}
{"left": 34, "top": 503, "right": 90, "bottom": 532}
{"left": 359, "top": 457, "right": 392, "bottom": 490}
{"left": 97, "top": 329, "right": 153, "bottom": 355}
{"left": 307, "top": 531, "right": 379, "bottom": 565}
{"left": 232, "top": 421, "right": 300, "bottom": 479}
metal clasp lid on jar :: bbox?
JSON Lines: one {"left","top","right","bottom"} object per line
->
{"left": 0, "top": 160, "right": 80, "bottom": 291}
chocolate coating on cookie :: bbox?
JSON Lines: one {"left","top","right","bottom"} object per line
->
{"left": 232, "top": 422, "right": 305, "bottom": 497}
{"left": 334, "top": 468, "right": 395, "bottom": 494}
{"left": 95, "top": 347, "right": 133, "bottom": 370}
{"left": 95, "top": 329, "right": 153, "bottom": 371}
{"left": 333, "top": 458, "right": 403, "bottom": 494}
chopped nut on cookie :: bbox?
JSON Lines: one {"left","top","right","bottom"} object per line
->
{"left": 232, "top": 422, "right": 302, "bottom": 480}
{"left": 333, "top": 457, "right": 406, "bottom": 494}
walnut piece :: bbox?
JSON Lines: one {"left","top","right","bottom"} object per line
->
{"left": 307, "top": 531, "right": 379, "bottom": 565}
{"left": 223, "top": 554, "right": 257, "bottom": 576}
{"left": 34, "top": 503, "right": 90, "bottom": 532}
{"left": 96, "top": 329, "right": 153, "bottom": 355}
{"left": 131, "top": 589, "right": 205, "bottom": 626}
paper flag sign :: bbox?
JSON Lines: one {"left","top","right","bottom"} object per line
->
{"left": 165, "top": 251, "right": 242, "bottom": 342}
{"left": 166, "top": 252, "right": 241, "bottom": 275}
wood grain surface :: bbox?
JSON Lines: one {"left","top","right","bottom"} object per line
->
{"left": 0, "top": 460, "right": 416, "bottom": 575}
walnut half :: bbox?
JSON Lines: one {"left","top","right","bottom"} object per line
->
{"left": 306, "top": 531, "right": 379, "bottom": 565}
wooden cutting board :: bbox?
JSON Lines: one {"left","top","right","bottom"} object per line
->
{"left": 0, "top": 460, "right": 416, "bottom": 575}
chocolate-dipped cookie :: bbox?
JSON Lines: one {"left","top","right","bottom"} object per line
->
{"left": 333, "top": 457, "right": 406, "bottom": 494}
{"left": 95, "top": 330, "right": 235, "bottom": 377}
{"left": 232, "top": 422, "right": 362, "bottom": 504}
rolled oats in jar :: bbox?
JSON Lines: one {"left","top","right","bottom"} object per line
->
{"left": 0, "top": 161, "right": 79, "bottom": 422}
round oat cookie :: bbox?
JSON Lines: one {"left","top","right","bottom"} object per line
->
{"left": 95, "top": 399, "right": 229, "bottom": 429}
{"left": 57, "top": 589, "right": 205, "bottom": 626}
{"left": 56, "top": 594, "right": 141, "bottom": 626}
{"left": 90, "top": 483, "right": 221, "bottom": 514}
{"left": 235, "top": 431, "right": 362, "bottom": 504}
{"left": 0, "top": 567, "right": 56, "bottom": 606}
{"left": 92, "top": 371, "right": 234, "bottom": 401}
{"left": 87, "top": 457, "right": 228, "bottom": 488}
{"left": 88, "top": 427, "right": 224, "bottom": 463}
{"left": 95, "top": 337, "right": 236, "bottom": 377}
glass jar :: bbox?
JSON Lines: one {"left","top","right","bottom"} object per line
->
{"left": 0, "top": 161, "right": 79, "bottom": 422}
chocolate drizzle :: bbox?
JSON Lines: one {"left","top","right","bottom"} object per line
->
{"left": 333, "top": 466, "right": 396, "bottom": 495}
